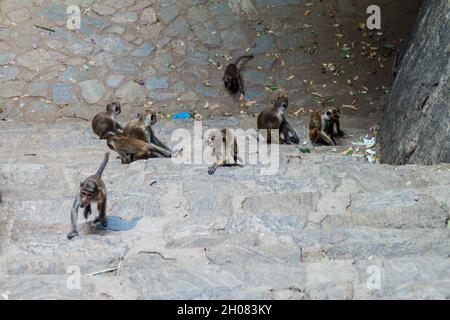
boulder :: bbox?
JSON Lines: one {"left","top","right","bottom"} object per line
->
{"left": 379, "top": 0, "right": 450, "bottom": 165}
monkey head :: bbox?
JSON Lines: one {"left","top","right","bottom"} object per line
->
{"left": 141, "top": 109, "right": 157, "bottom": 126}
{"left": 106, "top": 135, "right": 118, "bottom": 150}
{"left": 106, "top": 102, "right": 121, "bottom": 116}
{"left": 79, "top": 179, "right": 100, "bottom": 208}
{"left": 205, "top": 129, "right": 223, "bottom": 148}
{"left": 323, "top": 107, "right": 340, "bottom": 122}
{"left": 274, "top": 93, "right": 289, "bottom": 112}
{"left": 223, "top": 74, "right": 233, "bottom": 88}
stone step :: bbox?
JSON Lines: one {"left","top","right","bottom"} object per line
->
{"left": 226, "top": 186, "right": 449, "bottom": 231}
{"left": 166, "top": 227, "right": 450, "bottom": 263}
{"left": 3, "top": 208, "right": 449, "bottom": 266}
{"left": 2, "top": 153, "right": 449, "bottom": 196}
{"left": 0, "top": 118, "right": 370, "bottom": 151}
{"left": 1, "top": 253, "right": 447, "bottom": 299}
{"left": 2, "top": 184, "right": 449, "bottom": 229}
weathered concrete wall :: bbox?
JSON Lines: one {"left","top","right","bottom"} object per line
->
{"left": 379, "top": 0, "right": 450, "bottom": 165}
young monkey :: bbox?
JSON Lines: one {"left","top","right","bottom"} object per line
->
{"left": 322, "top": 107, "right": 344, "bottom": 144}
{"left": 67, "top": 152, "right": 109, "bottom": 240}
{"left": 257, "top": 92, "right": 300, "bottom": 144}
{"left": 123, "top": 109, "right": 174, "bottom": 157}
{"left": 205, "top": 128, "right": 243, "bottom": 175}
{"left": 223, "top": 55, "right": 254, "bottom": 96}
{"left": 309, "top": 110, "right": 335, "bottom": 146}
{"left": 106, "top": 135, "right": 171, "bottom": 164}
{"left": 92, "top": 102, "right": 123, "bottom": 139}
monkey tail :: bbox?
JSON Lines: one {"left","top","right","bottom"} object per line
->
{"left": 96, "top": 152, "right": 110, "bottom": 176}
{"left": 235, "top": 55, "right": 254, "bottom": 66}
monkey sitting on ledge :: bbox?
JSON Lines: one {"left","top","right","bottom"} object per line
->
{"left": 323, "top": 107, "right": 344, "bottom": 144}
{"left": 257, "top": 92, "right": 300, "bottom": 145}
{"left": 92, "top": 102, "right": 123, "bottom": 139}
{"left": 205, "top": 128, "right": 243, "bottom": 175}
{"left": 309, "top": 107, "right": 344, "bottom": 146}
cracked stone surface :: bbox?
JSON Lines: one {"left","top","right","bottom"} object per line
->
{"left": 0, "top": 115, "right": 449, "bottom": 299}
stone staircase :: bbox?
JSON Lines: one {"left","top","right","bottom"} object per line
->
{"left": 0, "top": 116, "right": 449, "bottom": 299}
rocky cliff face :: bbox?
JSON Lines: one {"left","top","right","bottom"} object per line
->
{"left": 379, "top": 0, "right": 450, "bottom": 165}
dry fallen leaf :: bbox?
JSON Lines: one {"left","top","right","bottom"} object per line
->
{"left": 286, "top": 75, "right": 295, "bottom": 80}
{"left": 293, "top": 107, "right": 305, "bottom": 117}
{"left": 242, "top": 100, "right": 257, "bottom": 108}
{"left": 341, "top": 104, "right": 359, "bottom": 110}
{"left": 304, "top": 10, "right": 311, "bottom": 16}
{"left": 194, "top": 112, "right": 203, "bottom": 120}
{"left": 312, "top": 92, "right": 324, "bottom": 98}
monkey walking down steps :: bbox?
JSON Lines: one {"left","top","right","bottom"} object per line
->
{"left": 0, "top": 116, "right": 449, "bottom": 299}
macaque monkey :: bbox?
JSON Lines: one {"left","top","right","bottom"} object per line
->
{"left": 223, "top": 55, "right": 254, "bottom": 96}
{"left": 67, "top": 152, "right": 109, "bottom": 240}
{"left": 322, "top": 107, "right": 344, "bottom": 144}
{"left": 123, "top": 109, "right": 173, "bottom": 157}
{"left": 106, "top": 135, "right": 171, "bottom": 164}
{"left": 92, "top": 102, "right": 123, "bottom": 139}
{"left": 309, "top": 110, "right": 335, "bottom": 146}
{"left": 257, "top": 92, "right": 300, "bottom": 144}
{"left": 205, "top": 128, "right": 243, "bottom": 175}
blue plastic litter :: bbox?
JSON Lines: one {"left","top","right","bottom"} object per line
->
{"left": 172, "top": 111, "right": 191, "bottom": 119}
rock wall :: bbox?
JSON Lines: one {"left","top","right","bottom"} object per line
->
{"left": 379, "top": 0, "right": 450, "bottom": 165}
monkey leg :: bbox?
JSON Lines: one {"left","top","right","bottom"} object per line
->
{"left": 115, "top": 121, "right": 124, "bottom": 131}
{"left": 208, "top": 163, "right": 221, "bottom": 175}
{"left": 94, "top": 199, "right": 107, "bottom": 227}
{"left": 336, "top": 120, "right": 345, "bottom": 137}
{"left": 331, "top": 135, "right": 337, "bottom": 145}
{"left": 148, "top": 143, "right": 172, "bottom": 158}
{"left": 117, "top": 150, "right": 132, "bottom": 164}
{"left": 223, "top": 163, "right": 244, "bottom": 168}
{"left": 309, "top": 129, "right": 324, "bottom": 146}
{"left": 151, "top": 134, "right": 172, "bottom": 153}
{"left": 67, "top": 194, "right": 81, "bottom": 240}
{"left": 266, "top": 129, "right": 272, "bottom": 144}
{"left": 238, "top": 73, "right": 245, "bottom": 94}
{"left": 83, "top": 204, "right": 92, "bottom": 219}
{"left": 281, "top": 120, "right": 300, "bottom": 144}
{"left": 115, "top": 128, "right": 124, "bottom": 136}
{"left": 133, "top": 150, "right": 153, "bottom": 161}
{"left": 318, "top": 131, "right": 335, "bottom": 146}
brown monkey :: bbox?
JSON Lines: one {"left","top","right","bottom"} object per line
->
{"left": 123, "top": 109, "right": 173, "bottom": 157}
{"left": 308, "top": 110, "right": 335, "bottom": 146}
{"left": 205, "top": 128, "right": 243, "bottom": 175}
{"left": 92, "top": 102, "right": 123, "bottom": 139}
{"left": 257, "top": 92, "right": 300, "bottom": 145}
{"left": 67, "top": 152, "right": 109, "bottom": 240}
{"left": 223, "top": 55, "right": 253, "bottom": 95}
{"left": 322, "top": 107, "right": 344, "bottom": 144}
{"left": 106, "top": 135, "right": 171, "bottom": 164}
